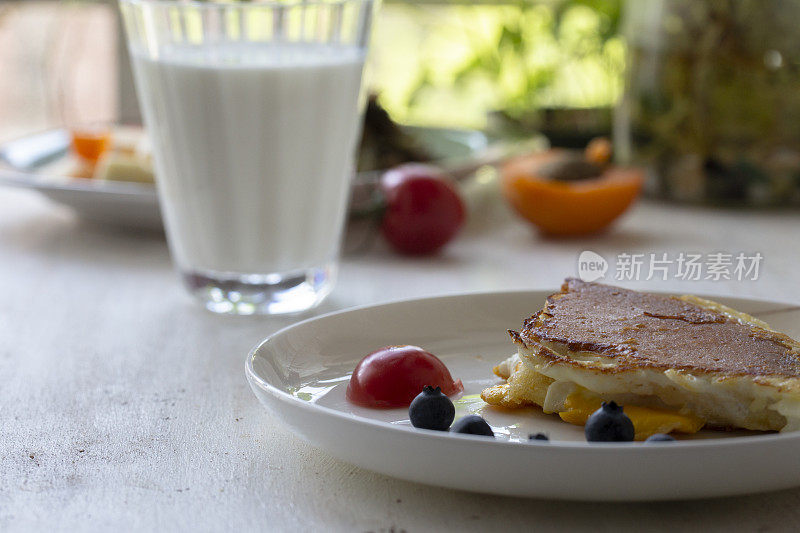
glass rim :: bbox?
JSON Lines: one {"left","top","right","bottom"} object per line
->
{"left": 120, "top": 0, "right": 374, "bottom": 10}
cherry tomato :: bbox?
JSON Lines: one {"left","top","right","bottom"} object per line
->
{"left": 380, "top": 164, "right": 465, "bottom": 255}
{"left": 346, "top": 345, "right": 463, "bottom": 409}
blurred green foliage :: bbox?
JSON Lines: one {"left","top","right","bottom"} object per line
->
{"left": 370, "top": 0, "right": 624, "bottom": 129}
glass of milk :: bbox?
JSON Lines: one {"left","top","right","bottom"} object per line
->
{"left": 120, "top": 0, "right": 373, "bottom": 315}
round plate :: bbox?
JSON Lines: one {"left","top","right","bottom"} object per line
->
{"left": 245, "top": 290, "right": 800, "bottom": 501}
{"left": 0, "top": 127, "right": 486, "bottom": 230}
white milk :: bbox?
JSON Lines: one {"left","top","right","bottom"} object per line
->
{"left": 131, "top": 44, "right": 365, "bottom": 275}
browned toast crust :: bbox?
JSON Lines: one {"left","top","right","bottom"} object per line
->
{"left": 511, "top": 279, "right": 800, "bottom": 377}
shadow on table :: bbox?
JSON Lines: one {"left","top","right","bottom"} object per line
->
{"left": 248, "top": 419, "right": 799, "bottom": 532}
{"left": 321, "top": 460, "right": 796, "bottom": 531}
{"left": 0, "top": 204, "right": 170, "bottom": 268}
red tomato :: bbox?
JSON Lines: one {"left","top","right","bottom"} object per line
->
{"left": 346, "top": 345, "right": 463, "bottom": 409}
{"left": 380, "top": 164, "right": 465, "bottom": 255}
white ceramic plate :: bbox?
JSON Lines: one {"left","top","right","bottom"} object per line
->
{"left": 0, "top": 128, "right": 162, "bottom": 230}
{"left": 246, "top": 290, "right": 800, "bottom": 501}
{"left": 0, "top": 165, "right": 162, "bottom": 230}
{"left": 0, "top": 127, "right": 486, "bottom": 231}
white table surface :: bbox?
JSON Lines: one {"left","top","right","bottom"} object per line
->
{"left": 2, "top": 186, "right": 799, "bottom": 532}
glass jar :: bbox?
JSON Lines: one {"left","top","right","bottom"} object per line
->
{"left": 615, "top": 0, "right": 800, "bottom": 206}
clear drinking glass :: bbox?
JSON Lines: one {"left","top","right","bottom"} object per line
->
{"left": 120, "top": 0, "right": 374, "bottom": 314}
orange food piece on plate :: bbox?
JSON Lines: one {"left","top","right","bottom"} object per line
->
{"left": 71, "top": 127, "right": 112, "bottom": 164}
{"left": 501, "top": 151, "right": 643, "bottom": 236}
{"left": 557, "top": 392, "right": 705, "bottom": 441}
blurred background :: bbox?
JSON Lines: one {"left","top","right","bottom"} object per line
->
{"left": 2, "top": 0, "right": 800, "bottom": 208}
{"left": 0, "top": 0, "right": 623, "bottom": 132}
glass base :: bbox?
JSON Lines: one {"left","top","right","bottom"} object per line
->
{"left": 182, "top": 264, "right": 335, "bottom": 315}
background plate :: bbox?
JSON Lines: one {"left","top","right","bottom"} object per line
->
{"left": 246, "top": 290, "right": 800, "bottom": 501}
{"left": 0, "top": 127, "right": 487, "bottom": 231}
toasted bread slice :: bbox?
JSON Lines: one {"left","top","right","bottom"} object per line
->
{"left": 482, "top": 279, "right": 800, "bottom": 438}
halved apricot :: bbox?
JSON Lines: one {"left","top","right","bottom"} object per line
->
{"left": 501, "top": 151, "right": 643, "bottom": 236}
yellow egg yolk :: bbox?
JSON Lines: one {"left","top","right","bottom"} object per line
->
{"left": 558, "top": 393, "right": 705, "bottom": 440}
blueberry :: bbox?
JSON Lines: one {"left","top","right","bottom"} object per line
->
{"left": 645, "top": 433, "right": 675, "bottom": 443}
{"left": 450, "top": 415, "right": 494, "bottom": 437}
{"left": 584, "top": 401, "right": 635, "bottom": 442}
{"left": 528, "top": 433, "right": 549, "bottom": 441}
{"left": 408, "top": 386, "right": 455, "bottom": 431}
